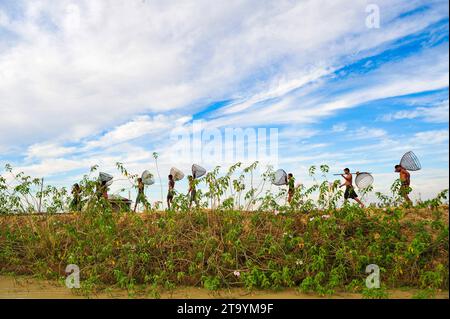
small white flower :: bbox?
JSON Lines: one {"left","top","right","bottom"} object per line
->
{"left": 274, "top": 210, "right": 280, "bottom": 216}
{"left": 233, "top": 271, "right": 241, "bottom": 277}
{"left": 296, "top": 260, "right": 304, "bottom": 266}
{"left": 321, "top": 215, "right": 331, "bottom": 219}
{"left": 309, "top": 217, "right": 315, "bottom": 222}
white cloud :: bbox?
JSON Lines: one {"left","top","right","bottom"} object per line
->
{"left": 22, "top": 113, "right": 189, "bottom": 164}
{"left": 332, "top": 123, "right": 347, "bottom": 133}
{"left": 26, "top": 143, "right": 77, "bottom": 160}
{"left": 414, "top": 129, "right": 449, "bottom": 145}
{"left": 1, "top": 0, "right": 447, "bottom": 148}
{"left": 348, "top": 127, "right": 387, "bottom": 140}
{"left": 382, "top": 100, "right": 449, "bottom": 123}
{"left": 12, "top": 158, "right": 87, "bottom": 179}
{"left": 205, "top": 43, "right": 449, "bottom": 128}
{"left": 83, "top": 114, "right": 189, "bottom": 150}
{"left": 0, "top": 9, "right": 9, "bottom": 27}
{"left": 279, "top": 127, "right": 319, "bottom": 140}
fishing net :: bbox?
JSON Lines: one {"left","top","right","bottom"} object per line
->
{"left": 99, "top": 172, "right": 113, "bottom": 187}
{"left": 400, "top": 151, "right": 421, "bottom": 171}
{"left": 99, "top": 172, "right": 113, "bottom": 182}
{"left": 272, "top": 169, "right": 288, "bottom": 186}
{"left": 170, "top": 167, "right": 185, "bottom": 181}
{"left": 141, "top": 170, "right": 155, "bottom": 186}
{"left": 192, "top": 164, "right": 206, "bottom": 179}
{"left": 355, "top": 172, "right": 374, "bottom": 189}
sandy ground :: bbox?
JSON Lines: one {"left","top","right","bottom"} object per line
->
{"left": 0, "top": 276, "right": 448, "bottom": 299}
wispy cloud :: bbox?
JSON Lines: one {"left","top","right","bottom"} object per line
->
{"left": 381, "top": 100, "right": 449, "bottom": 123}
{"left": 414, "top": 129, "right": 449, "bottom": 144}
{"left": 332, "top": 123, "right": 347, "bottom": 133}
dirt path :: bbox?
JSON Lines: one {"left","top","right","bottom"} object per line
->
{"left": 0, "top": 276, "right": 448, "bottom": 299}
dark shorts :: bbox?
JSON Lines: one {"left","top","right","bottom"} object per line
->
{"left": 136, "top": 192, "right": 146, "bottom": 204}
{"left": 344, "top": 186, "right": 358, "bottom": 199}
{"left": 190, "top": 190, "right": 197, "bottom": 202}
{"left": 70, "top": 198, "right": 81, "bottom": 211}
{"left": 167, "top": 191, "right": 174, "bottom": 201}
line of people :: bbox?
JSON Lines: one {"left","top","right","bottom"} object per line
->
{"left": 285, "top": 165, "right": 412, "bottom": 208}
{"left": 70, "top": 164, "right": 413, "bottom": 212}
{"left": 167, "top": 174, "right": 199, "bottom": 210}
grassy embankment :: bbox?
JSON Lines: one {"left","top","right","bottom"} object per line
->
{"left": 1, "top": 162, "right": 448, "bottom": 298}
{"left": 0, "top": 205, "right": 448, "bottom": 299}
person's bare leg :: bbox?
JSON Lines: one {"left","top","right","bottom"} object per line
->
{"left": 354, "top": 198, "right": 365, "bottom": 208}
{"left": 403, "top": 194, "right": 413, "bottom": 206}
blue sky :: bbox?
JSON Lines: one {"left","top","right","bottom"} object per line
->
{"left": 0, "top": 0, "right": 448, "bottom": 204}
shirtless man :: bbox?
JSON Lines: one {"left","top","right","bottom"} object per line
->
{"left": 134, "top": 177, "right": 148, "bottom": 212}
{"left": 187, "top": 175, "right": 198, "bottom": 209}
{"left": 70, "top": 183, "right": 82, "bottom": 211}
{"left": 167, "top": 174, "right": 175, "bottom": 210}
{"left": 287, "top": 173, "right": 295, "bottom": 204}
{"left": 339, "top": 168, "right": 365, "bottom": 208}
{"left": 96, "top": 180, "right": 108, "bottom": 200}
{"left": 395, "top": 165, "right": 412, "bottom": 206}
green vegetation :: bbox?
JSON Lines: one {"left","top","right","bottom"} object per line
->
{"left": 0, "top": 162, "right": 448, "bottom": 298}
